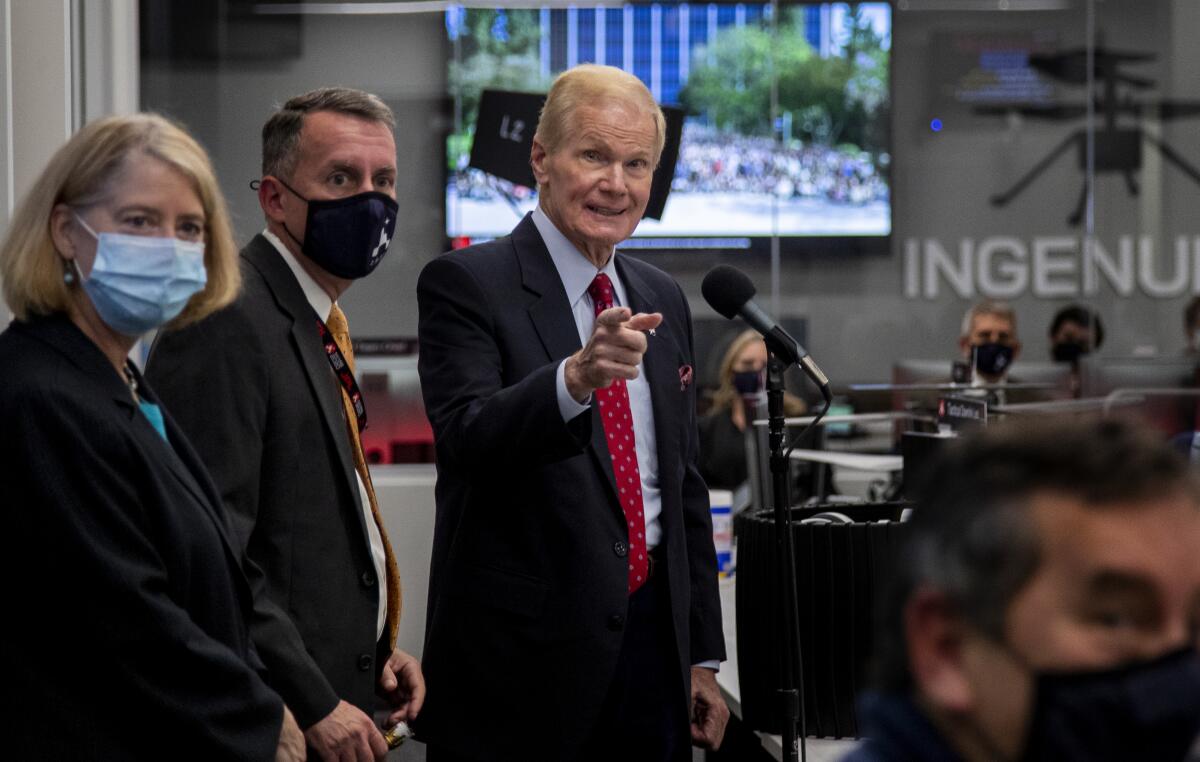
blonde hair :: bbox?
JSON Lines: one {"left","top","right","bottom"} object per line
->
{"left": 709, "top": 329, "right": 805, "bottom": 416}
{"left": 534, "top": 64, "right": 667, "bottom": 164}
{"left": 1, "top": 112, "right": 240, "bottom": 326}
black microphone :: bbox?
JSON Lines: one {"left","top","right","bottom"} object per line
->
{"left": 701, "top": 265, "right": 831, "bottom": 397}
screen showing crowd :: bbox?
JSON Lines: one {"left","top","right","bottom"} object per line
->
{"left": 445, "top": 2, "right": 892, "bottom": 242}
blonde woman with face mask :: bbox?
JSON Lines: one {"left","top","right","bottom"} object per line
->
{"left": 0, "top": 113, "right": 304, "bottom": 762}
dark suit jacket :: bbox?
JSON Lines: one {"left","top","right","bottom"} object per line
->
{"left": 146, "top": 234, "right": 385, "bottom": 727}
{"left": 0, "top": 314, "right": 282, "bottom": 761}
{"left": 415, "top": 214, "right": 725, "bottom": 760}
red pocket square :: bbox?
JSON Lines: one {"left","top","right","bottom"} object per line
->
{"left": 678, "top": 364, "right": 693, "bottom": 391}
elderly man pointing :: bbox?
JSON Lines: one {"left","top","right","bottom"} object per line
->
{"left": 415, "top": 64, "right": 728, "bottom": 761}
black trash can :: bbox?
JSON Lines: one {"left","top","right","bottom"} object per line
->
{"left": 734, "top": 502, "right": 908, "bottom": 739}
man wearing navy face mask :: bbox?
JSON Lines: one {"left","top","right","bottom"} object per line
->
{"left": 847, "top": 417, "right": 1200, "bottom": 762}
{"left": 958, "top": 299, "right": 1022, "bottom": 395}
{"left": 148, "top": 87, "right": 424, "bottom": 761}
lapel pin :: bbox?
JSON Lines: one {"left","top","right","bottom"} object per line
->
{"left": 678, "top": 364, "right": 693, "bottom": 391}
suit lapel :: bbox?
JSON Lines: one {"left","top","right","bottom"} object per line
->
{"left": 618, "top": 256, "right": 685, "bottom": 538}
{"left": 514, "top": 215, "right": 584, "bottom": 364}
{"left": 131, "top": 391, "right": 245, "bottom": 561}
{"left": 155, "top": 403, "right": 263, "bottom": 605}
{"left": 618, "top": 256, "right": 683, "bottom": 457}
{"left": 127, "top": 369, "right": 229, "bottom": 531}
{"left": 512, "top": 216, "right": 624, "bottom": 513}
{"left": 123, "top": 386, "right": 265, "bottom": 610}
{"left": 22, "top": 313, "right": 265, "bottom": 608}
{"left": 243, "top": 237, "right": 371, "bottom": 543}
{"left": 27, "top": 315, "right": 240, "bottom": 531}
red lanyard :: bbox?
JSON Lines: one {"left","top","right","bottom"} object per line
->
{"left": 315, "top": 317, "right": 368, "bottom": 432}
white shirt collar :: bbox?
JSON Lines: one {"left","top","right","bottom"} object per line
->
{"left": 531, "top": 206, "right": 621, "bottom": 308}
{"left": 262, "top": 229, "right": 335, "bottom": 321}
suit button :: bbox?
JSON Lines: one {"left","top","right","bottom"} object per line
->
{"left": 360, "top": 571, "right": 376, "bottom": 588}
{"left": 357, "top": 654, "right": 373, "bottom": 672}
{"left": 613, "top": 541, "right": 628, "bottom": 558}
{"left": 607, "top": 614, "right": 625, "bottom": 631}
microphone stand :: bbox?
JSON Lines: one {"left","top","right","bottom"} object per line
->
{"left": 766, "top": 352, "right": 806, "bottom": 762}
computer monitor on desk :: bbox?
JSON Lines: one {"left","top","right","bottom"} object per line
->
{"left": 1080, "top": 356, "right": 1199, "bottom": 436}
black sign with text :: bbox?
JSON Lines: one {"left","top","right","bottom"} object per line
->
{"left": 938, "top": 395, "right": 987, "bottom": 430}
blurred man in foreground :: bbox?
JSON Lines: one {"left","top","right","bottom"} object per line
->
{"left": 848, "top": 417, "right": 1200, "bottom": 761}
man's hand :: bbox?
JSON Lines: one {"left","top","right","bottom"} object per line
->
{"left": 690, "top": 666, "right": 730, "bottom": 751}
{"left": 564, "top": 307, "right": 664, "bottom": 402}
{"left": 377, "top": 647, "right": 426, "bottom": 725}
{"left": 304, "top": 700, "right": 388, "bottom": 762}
{"left": 276, "top": 706, "right": 306, "bottom": 762}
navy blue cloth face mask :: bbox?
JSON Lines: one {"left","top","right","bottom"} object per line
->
{"left": 973, "top": 341, "right": 1014, "bottom": 377}
{"left": 277, "top": 178, "right": 398, "bottom": 280}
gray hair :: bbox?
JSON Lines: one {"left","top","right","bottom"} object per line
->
{"left": 261, "top": 86, "right": 395, "bottom": 180}
{"left": 960, "top": 298, "right": 1017, "bottom": 338}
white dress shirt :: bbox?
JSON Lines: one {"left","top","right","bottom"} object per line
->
{"left": 263, "top": 229, "right": 388, "bottom": 639}
{"left": 533, "top": 207, "right": 662, "bottom": 549}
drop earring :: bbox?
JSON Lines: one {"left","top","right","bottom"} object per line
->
{"left": 62, "top": 260, "right": 77, "bottom": 285}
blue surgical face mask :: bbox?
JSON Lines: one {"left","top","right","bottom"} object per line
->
{"left": 277, "top": 178, "right": 398, "bottom": 280}
{"left": 74, "top": 214, "right": 207, "bottom": 336}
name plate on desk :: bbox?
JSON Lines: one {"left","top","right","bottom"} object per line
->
{"left": 938, "top": 395, "right": 987, "bottom": 430}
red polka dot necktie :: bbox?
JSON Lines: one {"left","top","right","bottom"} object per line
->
{"left": 588, "top": 272, "right": 649, "bottom": 595}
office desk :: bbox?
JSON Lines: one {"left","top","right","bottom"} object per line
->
{"left": 716, "top": 578, "right": 858, "bottom": 762}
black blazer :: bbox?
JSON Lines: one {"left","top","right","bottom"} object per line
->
{"left": 415, "top": 214, "right": 724, "bottom": 760}
{"left": 146, "top": 235, "right": 385, "bottom": 727}
{"left": 0, "top": 314, "right": 282, "bottom": 761}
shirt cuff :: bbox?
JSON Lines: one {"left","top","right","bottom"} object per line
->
{"left": 693, "top": 660, "right": 721, "bottom": 672}
{"left": 556, "top": 359, "right": 591, "bottom": 422}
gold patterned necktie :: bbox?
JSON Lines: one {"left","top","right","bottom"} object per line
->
{"left": 326, "top": 303, "right": 402, "bottom": 647}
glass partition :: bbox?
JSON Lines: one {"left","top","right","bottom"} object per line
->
{"left": 138, "top": 1, "right": 1200, "bottom": 437}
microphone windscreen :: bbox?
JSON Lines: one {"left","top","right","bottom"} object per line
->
{"left": 702, "top": 265, "right": 757, "bottom": 319}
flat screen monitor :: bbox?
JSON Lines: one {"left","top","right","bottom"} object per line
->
{"left": 445, "top": 2, "right": 891, "bottom": 251}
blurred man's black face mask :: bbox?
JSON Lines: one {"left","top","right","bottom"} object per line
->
{"left": 1018, "top": 647, "right": 1200, "bottom": 762}
{"left": 1052, "top": 341, "right": 1088, "bottom": 365}
{"left": 973, "top": 342, "right": 1013, "bottom": 377}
